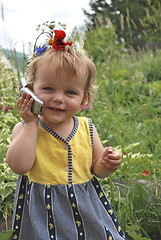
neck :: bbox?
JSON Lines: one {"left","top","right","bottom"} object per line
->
{"left": 40, "top": 117, "right": 75, "bottom": 139}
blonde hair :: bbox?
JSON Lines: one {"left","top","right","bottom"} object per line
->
{"left": 25, "top": 49, "right": 96, "bottom": 104}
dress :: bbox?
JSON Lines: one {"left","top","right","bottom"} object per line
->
{"left": 12, "top": 116, "right": 126, "bottom": 240}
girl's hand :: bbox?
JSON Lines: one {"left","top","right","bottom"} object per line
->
{"left": 17, "top": 92, "right": 38, "bottom": 123}
{"left": 101, "top": 147, "right": 121, "bottom": 173}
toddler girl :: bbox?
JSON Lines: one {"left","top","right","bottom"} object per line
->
{"left": 6, "top": 30, "right": 126, "bottom": 240}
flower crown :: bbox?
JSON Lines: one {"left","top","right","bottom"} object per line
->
{"left": 34, "top": 30, "right": 72, "bottom": 56}
{"left": 26, "top": 21, "right": 86, "bottom": 66}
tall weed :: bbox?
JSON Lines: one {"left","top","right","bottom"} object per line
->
{"left": 0, "top": 53, "right": 19, "bottom": 229}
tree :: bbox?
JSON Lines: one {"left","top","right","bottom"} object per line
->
{"left": 83, "top": 0, "right": 161, "bottom": 50}
{"left": 83, "top": 0, "right": 110, "bottom": 29}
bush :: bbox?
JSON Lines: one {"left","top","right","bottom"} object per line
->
{"left": 0, "top": 53, "right": 20, "bottom": 228}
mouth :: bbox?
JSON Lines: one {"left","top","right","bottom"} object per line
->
{"left": 48, "top": 107, "right": 65, "bottom": 112}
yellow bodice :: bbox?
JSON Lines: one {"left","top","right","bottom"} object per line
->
{"left": 26, "top": 117, "right": 93, "bottom": 185}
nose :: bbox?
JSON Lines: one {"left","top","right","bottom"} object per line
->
{"left": 52, "top": 92, "right": 64, "bottom": 103}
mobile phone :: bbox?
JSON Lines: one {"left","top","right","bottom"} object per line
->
{"left": 19, "top": 78, "right": 44, "bottom": 115}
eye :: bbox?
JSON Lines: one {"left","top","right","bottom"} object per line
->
{"left": 44, "top": 87, "right": 53, "bottom": 91}
{"left": 66, "top": 90, "right": 76, "bottom": 95}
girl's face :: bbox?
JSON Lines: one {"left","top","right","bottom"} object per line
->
{"left": 32, "top": 63, "right": 88, "bottom": 127}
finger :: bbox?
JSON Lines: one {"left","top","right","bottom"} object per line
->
{"left": 103, "top": 158, "right": 121, "bottom": 166}
{"left": 110, "top": 158, "right": 121, "bottom": 166}
{"left": 107, "top": 149, "right": 113, "bottom": 154}
{"left": 20, "top": 93, "right": 31, "bottom": 109}
{"left": 26, "top": 93, "right": 31, "bottom": 101}
{"left": 23, "top": 93, "right": 31, "bottom": 104}
{"left": 17, "top": 94, "right": 33, "bottom": 116}
{"left": 107, "top": 146, "right": 113, "bottom": 153}
{"left": 17, "top": 92, "right": 28, "bottom": 106}
{"left": 17, "top": 92, "right": 25, "bottom": 103}
{"left": 17, "top": 95, "right": 25, "bottom": 110}
{"left": 26, "top": 98, "right": 34, "bottom": 109}
{"left": 107, "top": 151, "right": 121, "bottom": 160}
{"left": 101, "top": 161, "right": 120, "bottom": 172}
{"left": 103, "top": 148, "right": 113, "bottom": 159}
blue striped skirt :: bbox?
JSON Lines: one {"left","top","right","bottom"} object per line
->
{"left": 12, "top": 175, "right": 126, "bottom": 240}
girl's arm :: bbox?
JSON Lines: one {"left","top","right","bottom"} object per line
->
{"left": 6, "top": 93, "right": 39, "bottom": 174}
{"left": 92, "top": 124, "right": 121, "bottom": 178}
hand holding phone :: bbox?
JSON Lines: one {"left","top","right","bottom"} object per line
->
{"left": 19, "top": 78, "right": 43, "bottom": 115}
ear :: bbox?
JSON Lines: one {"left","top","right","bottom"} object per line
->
{"left": 81, "top": 93, "right": 88, "bottom": 107}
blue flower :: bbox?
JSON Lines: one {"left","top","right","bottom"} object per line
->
{"left": 35, "top": 44, "right": 48, "bottom": 56}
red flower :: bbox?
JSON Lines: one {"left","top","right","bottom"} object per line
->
{"left": 142, "top": 170, "right": 149, "bottom": 176}
{"left": 6, "top": 106, "right": 12, "bottom": 111}
{"left": 52, "top": 30, "right": 72, "bottom": 51}
{"left": 123, "top": 152, "right": 126, "bottom": 155}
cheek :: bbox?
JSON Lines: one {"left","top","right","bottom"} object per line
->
{"left": 66, "top": 98, "right": 83, "bottom": 109}
{"left": 36, "top": 93, "right": 50, "bottom": 103}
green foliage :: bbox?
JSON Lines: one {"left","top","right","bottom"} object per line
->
{"left": 84, "top": 25, "right": 125, "bottom": 63}
{"left": 84, "top": 0, "right": 161, "bottom": 50}
{"left": 80, "top": 26, "right": 161, "bottom": 239}
{"left": 99, "top": 175, "right": 161, "bottom": 240}
{"left": 0, "top": 53, "right": 19, "bottom": 229}
{"left": 0, "top": 230, "right": 13, "bottom": 240}
{"left": 142, "top": 1, "right": 161, "bottom": 44}
{"left": 83, "top": 0, "right": 110, "bottom": 28}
